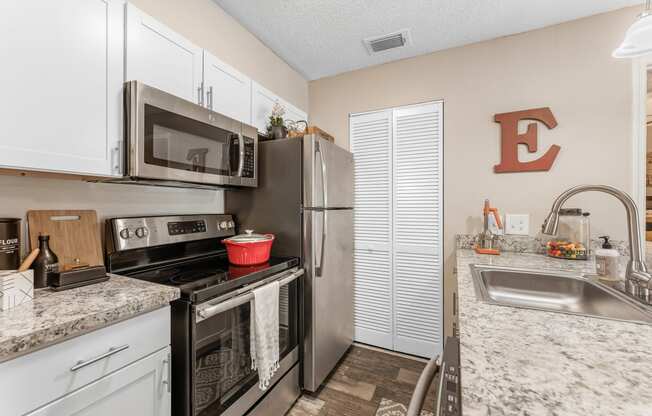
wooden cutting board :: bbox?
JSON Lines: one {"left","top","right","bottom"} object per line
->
{"left": 27, "top": 210, "right": 103, "bottom": 269}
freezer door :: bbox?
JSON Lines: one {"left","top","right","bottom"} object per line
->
{"left": 303, "top": 208, "right": 354, "bottom": 392}
{"left": 304, "top": 135, "right": 354, "bottom": 209}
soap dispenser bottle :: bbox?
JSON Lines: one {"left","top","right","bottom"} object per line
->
{"left": 595, "top": 236, "right": 619, "bottom": 284}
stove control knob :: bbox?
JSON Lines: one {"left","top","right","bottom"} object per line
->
{"left": 135, "top": 227, "right": 149, "bottom": 238}
{"left": 219, "top": 221, "right": 229, "bottom": 230}
{"left": 227, "top": 221, "right": 235, "bottom": 228}
{"left": 119, "top": 228, "right": 132, "bottom": 239}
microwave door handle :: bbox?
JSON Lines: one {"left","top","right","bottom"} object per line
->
{"left": 237, "top": 133, "right": 245, "bottom": 177}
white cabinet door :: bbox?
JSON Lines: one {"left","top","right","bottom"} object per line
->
{"left": 203, "top": 51, "right": 252, "bottom": 123}
{"left": 284, "top": 101, "right": 308, "bottom": 126}
{"left": 0, "top": 0, "right": 124, "bottom": 177}
{"left": 251, "top": 82, "right": 308, "bottom": 135}
{"left": 125, "top": 3, "right": 203, "bottom": 104}
{"left": 27, "top": 347, "right": 171, "bottom": 416}
{"left": 251, "top": 81, "right": 278, "bottom": 135}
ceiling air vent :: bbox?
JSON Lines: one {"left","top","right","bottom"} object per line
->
{"left": 364, "top": 29, "right": 411, "bottom": 54}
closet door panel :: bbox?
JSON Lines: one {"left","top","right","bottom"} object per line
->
{"left": 392, "top": 103, "right": 443, "bottom": 358}
{"left": 350, "top": 110, "right": 393, "bottom": 349}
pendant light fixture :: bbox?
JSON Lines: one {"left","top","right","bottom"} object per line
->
{"left": 613, "top": 0, "right": 652, "bottom": 58}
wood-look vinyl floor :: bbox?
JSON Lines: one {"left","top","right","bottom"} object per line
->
{"left": 288, "top": 345, "right": 438, "bottom": 416}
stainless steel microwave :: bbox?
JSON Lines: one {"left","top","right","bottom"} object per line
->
{"left": 122, "top": 81, "right": 257, "bottom": 188}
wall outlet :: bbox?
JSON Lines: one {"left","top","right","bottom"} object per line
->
{"left": 505, "top": 214, "right": 530, "bottom": 235}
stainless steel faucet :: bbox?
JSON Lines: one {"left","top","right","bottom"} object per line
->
{"left": 542, "top": 185, "right": 651, "bottom": 304}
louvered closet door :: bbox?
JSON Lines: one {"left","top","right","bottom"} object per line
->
{"left": 392, "top": 103, "right": 443, "bottom": 358}
{"left": 350, "top": 110, "right": 393, "bottom": 350}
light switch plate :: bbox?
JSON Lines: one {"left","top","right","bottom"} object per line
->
{"left": 505, "top": 214, "right": 529, "bottom": 235}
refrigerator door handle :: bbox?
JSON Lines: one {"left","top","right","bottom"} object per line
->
{"left": 316, "top": 141, "right": 328, "bottom": 213}
{"left": 315, "top": 141, "right": 328, "bottom": 277}
{"left": 315, "top": 210, "right": 326, "bottom": 277}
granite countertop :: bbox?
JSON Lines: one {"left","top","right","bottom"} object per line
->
{"left": 457, "top": 250, "right": 652, "bottom": 416}
{"left": 0, "top": 274, "right": 179, "bottom": 363}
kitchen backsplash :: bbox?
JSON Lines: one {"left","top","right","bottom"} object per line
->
{"left": 0, "top": 175, "right": 224, "bottom": 256}
{"left": 456, "top": 234, "right": 630, "bottom": 256}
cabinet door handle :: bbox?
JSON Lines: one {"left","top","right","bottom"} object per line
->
{"left": 197, "top": 83, "right": 204, "bottom": 106}
{"left": 70, "top": 345, "right": 129, "bottom": 372}
{"left": 162, "top": 352, "right": 171, "bottom": 393}
{"left": 207, "top": 86, "right": 214, "bottom": 110}
{"left": 111, "top": 144, "right": 121, "bottom": 175}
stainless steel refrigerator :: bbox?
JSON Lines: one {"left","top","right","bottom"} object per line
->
{"left": 225, "top": 134, "right": 354, "bottom": 392}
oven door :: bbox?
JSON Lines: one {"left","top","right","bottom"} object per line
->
{"left": 191, "top": 268, "right": 302, "bottom": 416}
{"left": 125, "top": 81, "right": 257, "bottom": 187}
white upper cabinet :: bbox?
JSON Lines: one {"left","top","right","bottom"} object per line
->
{"left": 0, "top": 0, "right": 125, "bottom": 177}
{"left": 251, "top": 82, "right": 308, "bottom": 135}
{"left": 125, "top": 3, "right": 203, "bottom": 104}
{"left": 203, "top": 51, "right": 252, "bottom": 124}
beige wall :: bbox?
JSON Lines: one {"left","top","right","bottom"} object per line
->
{"left": 309, "top": 6, "right": 640, "bottom": 338}
{"left": 130, "top": 0, "right": 309, "bottom": 111}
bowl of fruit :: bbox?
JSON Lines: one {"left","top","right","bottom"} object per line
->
{"left": 546, "top": 240, "right": 588, "bottom": 260}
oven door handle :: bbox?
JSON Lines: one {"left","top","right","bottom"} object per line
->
{"left": 406, "top": 353, "right": 441, "bottom": 416}
{"left": 196, "top": 269, "right": 304, "bottom": 322}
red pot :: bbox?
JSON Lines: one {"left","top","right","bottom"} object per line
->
{"left": 223, "top": 230, "right": 275, "bottom": 266}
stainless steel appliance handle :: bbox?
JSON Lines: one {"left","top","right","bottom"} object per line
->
{"left": 196, "top": 269, "right": 304, "bottom": 322}
{"left": 237, "top": 133, "right": 245, "bottom": 177}
{"left": 70, "top": 344, "right": 130, "bottom": 372}
{"left": 316, "top": 141, "right": 328, "bottom": 209}
{"left": 314, "top": 141, "right": 328, "bottom": 277}
{"left": 207, "top": 86, "right": 214, "bottom": 110}
{"left": 314, "top": 210, "right": 326, "bottom": 277}
{"left": 406, "top": 353, "right": 441, "bottom": 416}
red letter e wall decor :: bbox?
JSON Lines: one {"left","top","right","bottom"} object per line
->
{"left": 494, "top": 107, "right": 560, "bottom": 173}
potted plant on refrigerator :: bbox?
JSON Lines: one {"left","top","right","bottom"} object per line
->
{"left": 266, "top": 101, "right": 288, "bottom": 140}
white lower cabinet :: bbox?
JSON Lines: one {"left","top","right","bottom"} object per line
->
{"left": 0, "top": 307, "right": 171, "bottom": 416}
{"left": 27, "top": 347, "right": 171, "bottom": 416}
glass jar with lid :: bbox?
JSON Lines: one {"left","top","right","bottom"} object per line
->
{"left": 546, "top": 208, "right": 590, "bottom": 260}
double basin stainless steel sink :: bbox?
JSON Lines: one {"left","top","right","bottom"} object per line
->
{"left": 470, "top": 265, "right": 652, "bottom": 325}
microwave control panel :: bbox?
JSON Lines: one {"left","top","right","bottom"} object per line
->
{"left": 242, "top": 137, "right": 255, "bottom": 178}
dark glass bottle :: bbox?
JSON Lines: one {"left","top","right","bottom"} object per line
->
{"left": 32, "top": 235, "right": 59, "bottom": 288}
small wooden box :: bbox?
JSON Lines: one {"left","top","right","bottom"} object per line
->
{"left": 0, "top": 270, "right": 34, "bottom": 310}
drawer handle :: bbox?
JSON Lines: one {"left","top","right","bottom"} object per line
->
{"left": 70, "top": 344, "right": 130, "bottom": 372}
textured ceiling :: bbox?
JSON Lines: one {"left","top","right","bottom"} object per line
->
{"left": 214, "top": 0, "right": 641, "bottom": 80}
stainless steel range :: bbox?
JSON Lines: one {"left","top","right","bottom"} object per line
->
{"left": 105, "top": 214, "right": 302, "bottom": 416}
